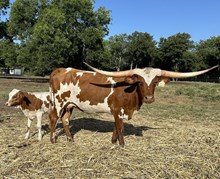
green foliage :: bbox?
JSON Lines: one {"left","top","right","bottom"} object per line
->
{"left": 180, "top": 51, "right": 205, "bottom": 71}
{"left": 196, "top": 36, "right": 220, "bottom": 68}
{"left": 104, "top": 32, "right": 157, "bottom": 70}
{"left": 105, "top": 34, "right": 129, "bottom": 70}
{"left": 29, "top": 6, "right": 71, "bottom": 74}
{"left": 0, "top": 0, "right": 12, "bottom": 42}
{"left": 9, "top": 0, "right": 38, "bottom": 40}
{"left": 0, "top": 0, "right": 9, "bottom": 17}
{"left": 127, "top": 31, "right": 157, "bottom": 68}
{"left": 0, "top": 39, "right": 18, "bottom": 67}
{"left": 158, "top": 33, "right": 194, "bottom": 71}
{"left": 7, "top": 0, "right": 111, "bottom": 75}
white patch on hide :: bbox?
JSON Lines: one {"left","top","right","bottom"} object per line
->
{"left": 133, "top": 68, "right": 162, "bottom": 86}
{"left": 8, "top": 88, "right": 20, "bottom": 101}
{"left": 65, "top": 68, "right": 72, "bottom": 73}
{"left": 65, "top": 118, "right": 69, "bottom": 125}
{"left": 119, "top": 109, "right": 129, "bottom": 120}
{"left": 22, "top": 109, "right": 44, "bottom": 120}
{"left": 76, "top": 72, "right": 84, "bottom": 77}
{"left": 55, "top": 77, "right": 116, "bottom": 116}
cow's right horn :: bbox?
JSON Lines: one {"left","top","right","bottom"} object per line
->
{"left": 161, "top": 65, "right": 219, "bottom": 78}
{"left": 84, "top": 62, "right": 134, "bottom": 77}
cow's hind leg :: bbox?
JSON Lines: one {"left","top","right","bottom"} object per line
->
{"left": 112, "top": 114, "right": 125, "bottom": 146}
{"left": 49, "top": 108, "right": 59, "bottom": 143}
{"left": 61, "top": 107, "right": 73, "bottom": 142}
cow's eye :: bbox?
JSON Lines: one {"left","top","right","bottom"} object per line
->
{"left": 139, "top": 82, "right": 144, "bottom": 86}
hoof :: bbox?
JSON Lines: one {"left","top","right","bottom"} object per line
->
{"left": 67, "top": 136, "right": 74, "bottom": 142}
{"left": 50, "top": 137, "right": 56, "bottom": 143}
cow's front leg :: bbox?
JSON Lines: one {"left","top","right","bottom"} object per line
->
{"left": 25, "top": 118, "right": 33, "bottom": 140}
{"left": 113, "top": 114, "right": 125, "bottom": 146}
{"left": 49, "top": 108, "right": 59, "bottom": 143}
{"left": 112, "top": 126, "right": 118, "bottom": 144}
{"left": 61, "top": 108, "right": 73, "bottom": 142}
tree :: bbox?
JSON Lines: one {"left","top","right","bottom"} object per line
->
{"left": 0, "top": 39, "right": 18, "bottom": 67}
{"left": 8, "top": 0, "right": 111, "bottom": 75}
{"left": 0, "top": 0, "right": 13, "bottom": 42}
{"left": 158, "top": 33, "right": 194, "bottom": 71}
{"left": 105, "top": 34, "right": 129, "bottom": 70}
{"left": 0, "top": 0, "right": 17, "bottom": 68}
{"left": 196, "top": 36, "right": 220, "bottom": 67}
{"left": 8, "top": 0, "right": 49, "bottom": 42}
{"left": 127, "top": 31, "right": 157, "bottom": 68}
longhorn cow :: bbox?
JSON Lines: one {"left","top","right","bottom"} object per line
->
{"left": 49, "top": 63, "right": 218, "bottom": 146}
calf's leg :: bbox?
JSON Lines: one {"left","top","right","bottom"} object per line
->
{"left": 25, "top": 118, "right": 33, "bottom": 140}
{"left": 36, "top": 114, "right": 43, "bottom": 141}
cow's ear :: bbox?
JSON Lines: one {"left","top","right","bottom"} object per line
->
{"left": 125, "top": 74, "right": 139, "bottom": 84}
{"left": 158, "top": 77, "right": 170, "bottom": 87}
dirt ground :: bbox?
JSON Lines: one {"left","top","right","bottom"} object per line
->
{"left": 0, "top": 77, "right": 219, "bottom": 178}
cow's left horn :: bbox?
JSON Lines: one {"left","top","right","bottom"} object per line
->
{"left": 84, "top": 62, "right": 134, "bottom": 77}
{"left": 161, "top": 65, "right": 219, "bottom": 78}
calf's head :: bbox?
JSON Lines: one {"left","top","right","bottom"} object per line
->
{"left": 6, "top": 89, "right": 30, "bottom": 107}
{"left": 84, "top": 63, "right": 219, "bottom": 103}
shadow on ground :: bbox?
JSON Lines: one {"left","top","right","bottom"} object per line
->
{"left": 42, "top": 117, "right": 158, "bottom": 138}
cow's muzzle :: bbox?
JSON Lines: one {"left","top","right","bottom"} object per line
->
{"left": 5, "top": 101, "right": 11, "bottom": 106}
{"left": 144, "top": 96, "right": 155, "bottom": 103}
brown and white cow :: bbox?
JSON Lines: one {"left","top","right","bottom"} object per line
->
{"left": 49, "top": 64, "right": 218, "bottom": 146}
{"left": 5, "top": 89, "right": 50, "bottom": 141}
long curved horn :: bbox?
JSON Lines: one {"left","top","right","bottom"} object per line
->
{"left": 84, "top": 62, "right": 134, "bottom": 77}
{"left": 161, "top": 65, "right": 219, "bottom": 78}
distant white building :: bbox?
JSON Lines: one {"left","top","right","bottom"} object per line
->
{"left": 9, "top": 68, "right": 22, "bottom": 76}
{"left": 0, "top": 68, "right": 23, "bottom": 76}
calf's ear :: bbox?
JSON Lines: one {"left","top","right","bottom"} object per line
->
{"left": 125, "top": 74, "right": 139, "bottom": 84}
{"left": 17, "top": 91, "right": 25, "bottom": 99}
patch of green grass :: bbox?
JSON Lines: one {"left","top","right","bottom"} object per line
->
{"left": 174, "top": 83, "right": 220, "bottom": 102}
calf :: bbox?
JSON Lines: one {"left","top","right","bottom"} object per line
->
{"left": 5, "top": 89, "right": 50, "bottom": 141}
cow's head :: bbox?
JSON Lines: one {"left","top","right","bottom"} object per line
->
{"left": 84, "top": 63, "right": 218, "bottom": 104}
{"left": 5, "top": 89, "right": 30, "bottom": 106}
{"left": 123, "top": 70, "right": 163, "bottom": 103}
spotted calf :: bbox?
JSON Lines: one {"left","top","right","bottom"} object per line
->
{"left": 6, "top": 89, "right": 50, "bottom": 141}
